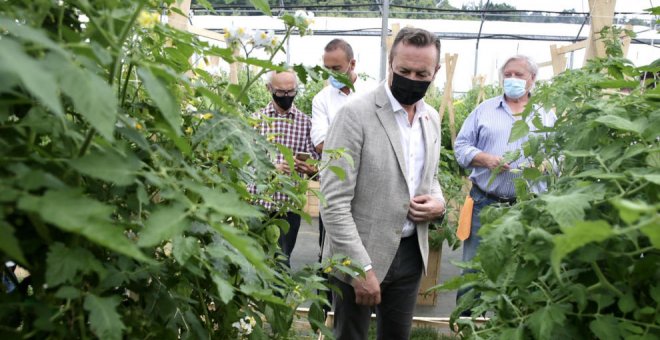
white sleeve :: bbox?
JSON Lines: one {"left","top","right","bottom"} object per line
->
{"left": 311, "top": 92, "right": 329, "bottom": 147}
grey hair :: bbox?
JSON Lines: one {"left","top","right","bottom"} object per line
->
{"left": 499, "top": 55, "right": 538, "bottom": 81}
{"left": 264, "top": 69, "right": 297, "bottom": 85}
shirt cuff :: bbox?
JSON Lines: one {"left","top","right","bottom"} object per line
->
{"left": 363, "top": 264, "right": 372, "bottom": 272}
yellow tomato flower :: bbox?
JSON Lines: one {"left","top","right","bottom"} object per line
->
{"left": 323, "top": 266, "right": 333, "bottom": 273}
{"left": 185, "top": 126, "right": 193, "bottom": 134}
{"left": 342, "top": 259, "right": 351, "bottom": 266}
{"left": 202, "top": 113, "right": 213, "bottom": 120}
{"left": 137, "top": 11, "right": 159, "bottom": 29}
{"left": 135, "top": 122, "right": 143, "bottom": 130}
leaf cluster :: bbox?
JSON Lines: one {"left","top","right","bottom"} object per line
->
{"left": 0, "top": 0, "right": 338, "bottom": 338}
{"left": 435, "top": 29, "right": 660, "bottom": 339}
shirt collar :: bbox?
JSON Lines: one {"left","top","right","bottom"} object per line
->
{"left": 383, "top": 82, "right": 427, "bottom": 116}
{"left": 268, "top": 102, "right": 296, "bottom": 118}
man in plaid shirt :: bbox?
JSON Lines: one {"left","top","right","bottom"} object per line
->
{"left": 251, "top": 70, "right": 319, "bottom": 267}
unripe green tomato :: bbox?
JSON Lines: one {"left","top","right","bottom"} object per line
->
{"left": 266, "top": 225, "right": 280, "bottom": 244}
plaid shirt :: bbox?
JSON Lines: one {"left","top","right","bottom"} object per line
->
{"left": 249, "top": 102, "right": 319, "bottom": 211}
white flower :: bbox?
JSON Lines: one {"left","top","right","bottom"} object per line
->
{"left": 294, "top": 10, "right": 315, "bottom": 25}
{"left": 7, "top": 114, "right": 19, "bottom": 122}
{"left": 224, "top": 25, "right": 252, "bottom": 44}
{"left": 252, "top": 29, "right": 275, "bottom": 48}
{"left": 232, "top": 316, "right": 255, "bottom": 336}
{"left": 185, "top": 104, "right": 198, "bottom": 113}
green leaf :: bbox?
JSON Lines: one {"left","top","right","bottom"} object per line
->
{"left": 46, "top": 243, "right": 105, "bottom": 287}
{"left": 0, "top": 39, "right": 63, "bottom": 116}
{"left": 45, "top": 53, "right": 117, "bottom": 141}
{"left": 54, "top": 286, "right": 81, "bottom": 299}
{"left": 594, "top": 80, "right": 638, "bottom": 88}
{"left": 641, "top": 219, "right": 660, "bottom": 248}
{"left": 564, "top": 150, "right": 594, "bottom": 157}
{"left": 542, "top": 192, "right": 592, "bottom": 228}
{"left": 589, "top": 314, "right": 620, "bottom": 340}
{"left": 646, "top": 152, "right": 660, "bottom": 168}
{"left": 138, "top": 204, "right": 189, "bottom": 247}
{"left": 213, "top": 223, "right": 268, "bottom": 272}
{"left": 527, "top": 305, "right": 568, "bottom": 340}
{"left": 18, "top": 190, "right": 150, "bottom": 262}
{"left": 522, "top": 167, "right": 542, "bottom": 181}
{"left": 69, "top": 149, "right": 141, "bottom": 186}
{"left": 137, "top": 66, "right": 181, "bottom": 134}
{"left": 182, "top": 181, "right": 262, "bottom": 218}
{"left": 0, "top": 221, "right": 27, "bottom": 265}
{"left": 83, "top": 294, "right": 125, "bottom": 340}
{"left": 618, "top": 292, "right": 637, "bottom": 313}
{"left": 551, "top": 220, "right": 614, "bottom": 276}
{"left": 248, "top": 0, "right": 272, "bottom": 16}
{"left": 650, "top": 285, "right": 660, "bottom": 304}
{"left": 508, "top": 119, "right": 530, "bottom": 143}
{"left": 610, "top": 199, "right": 653, "bottom": 224}
{"left": 595, "top": 115, "right": 644, "bottom": 134}
{"left": 172, "top": 236, "right": 199, "bottom": 265}
{"left": 327, "top": 166, "right": 346, "bottom": 181}
{"left": 0, "top": 18, "right": 67, "bottom": 54}
{"left": 211, "top": 274, "right": 235, "bottom": 304}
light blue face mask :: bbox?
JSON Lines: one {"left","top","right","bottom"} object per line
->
{"left": 329, "top": 75, "right": 347, "bottom": 89}
{"left": 503, "top": 77, "right": 528, "bottom": 99}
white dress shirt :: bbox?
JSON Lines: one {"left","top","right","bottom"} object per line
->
{"left": 384, "top": 84, "right": 427, "bottom": 238}
{"left": 311, "top": 78, "right": 373, "bottom": 147}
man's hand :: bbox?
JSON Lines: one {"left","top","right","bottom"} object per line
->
{"left": 472, "top": 152, "right": 511, "bottom": 171}
{"left": 408, "top": 195, "right": 445, "bottom": 222}
{"left": 352, "top": 269, "right": 381, "bottom": 306}
{"left": 275, "top": 162, "right": 290, "bottom": 175}
{"left": 294, "top": 159, "right": 317, "bottom": 176}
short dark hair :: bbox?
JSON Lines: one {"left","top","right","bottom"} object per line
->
{"left": 388, "top": 27, "right": 441, "bottom": 66}
{"left": 324, "top": 39, "right": 354, "bottom": 61}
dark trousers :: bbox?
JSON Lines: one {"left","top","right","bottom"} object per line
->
{"left": 272, "top": 211, "right": 301, "bottom": 268}
{"left": 318, "top": 215, "right": 333, "bottom": 312}
{"left": 331, "top": 235, "right": 423, "bottom": 340}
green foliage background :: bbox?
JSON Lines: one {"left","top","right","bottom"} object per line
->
{"left": 0, "top": 1, "right": 359, "bottom": 339}
{"left": 436, "top": 28, "right": 660, "bottom": 339}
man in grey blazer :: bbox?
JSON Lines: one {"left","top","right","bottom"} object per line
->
{"left": 320, "top": 27, "right": 446, "bottom": 340}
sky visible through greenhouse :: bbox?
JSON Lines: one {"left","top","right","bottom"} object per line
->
{"left": 194, "top": 0, "right": 659, "bottom": 93}
{"left": 448, "top": 0, "right": 653, "bottom": 12}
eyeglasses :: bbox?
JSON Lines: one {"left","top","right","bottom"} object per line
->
{"left": 270, "top": 88, "right": 298, "bottom": 97}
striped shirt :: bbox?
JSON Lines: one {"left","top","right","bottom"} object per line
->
{"left": 454, "top": 95, "right": 556, "bottom": 198}
{"left": 249, "top": 102, "right": 319, "bottom": 211}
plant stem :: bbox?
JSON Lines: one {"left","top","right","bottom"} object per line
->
{"left": 120, "top": 62, "right": 135, "bottom": 106}
{"left": 590, "top": 261, "right": 623, "bottom": 297}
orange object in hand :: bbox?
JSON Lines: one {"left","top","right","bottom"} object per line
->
{"left": 456, "top": 195, "right": 474, "bottom": 241}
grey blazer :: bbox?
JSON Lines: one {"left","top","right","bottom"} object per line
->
{"left": 320, "top": 82, "right": 445, "bottom": 283}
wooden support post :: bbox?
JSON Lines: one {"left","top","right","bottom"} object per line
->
{"left": 549, "top": 44, "right": 567, "bottom": 75}
{"left": 438, "top": 53, "right": 458, "bottom": 147}
{"left": 386, "top": 23, "right": 401, "bottom": 60}
{"left": 585, "top": 0, "right": 616, "bottom": 61}
{"left": 471, "top": 74, "right": 486, "bottom": 104}
{"left": 229, "top": 47, "right": 240, "bottom": 84}
{"left": 168, "top": 0, "right": 191, "bottom": 31}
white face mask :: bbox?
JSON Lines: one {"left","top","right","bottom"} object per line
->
{"left": 503, "top": 77, "right": 528, "bottom": 99}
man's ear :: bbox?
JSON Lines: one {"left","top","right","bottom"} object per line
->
{"left": 432, "top": 65, "right": 441, "bottom": 80}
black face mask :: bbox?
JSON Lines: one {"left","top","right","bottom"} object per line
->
{"left": 272, "top": 93, "right": 295, "bottom": 111}
{"left": 390, "top": 72, "right": 432, "bottom": 105}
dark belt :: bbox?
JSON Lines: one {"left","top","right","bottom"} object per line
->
{"left": 472, "top": 185, "right": 517, "bottom": 204}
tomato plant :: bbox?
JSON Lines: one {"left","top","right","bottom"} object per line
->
{"left": 0, "top": 0, "right": 358, "bottom": 339}
{"left": 435, "top": 27, "right": 660, "bottom": 339}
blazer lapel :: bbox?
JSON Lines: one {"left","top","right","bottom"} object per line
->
{"left": 374, "top": 85, "right": 408, "bottom": 183}
{"left": 418, "top": 110, "right": 435, "bottom": 194}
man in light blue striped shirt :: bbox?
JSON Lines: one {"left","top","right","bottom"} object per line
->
{"left": 454, "top": 55, "right": 556, "bottom": 310}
